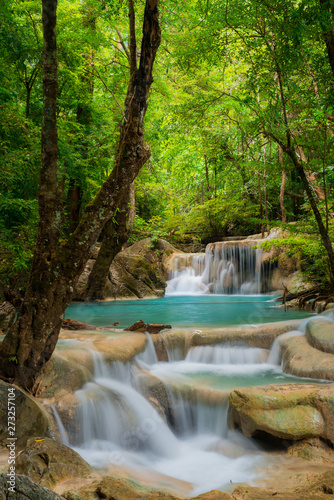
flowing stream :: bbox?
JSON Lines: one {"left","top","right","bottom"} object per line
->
{"left": 55, "top": 319, "right": 327, "bottom": 495}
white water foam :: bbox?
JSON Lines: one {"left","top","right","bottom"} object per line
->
{"left": 167, "top": 242, "right": 265, "bottom": 295}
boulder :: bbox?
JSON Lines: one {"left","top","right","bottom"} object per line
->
{"left": 0, "top": 473, "right": 65, "bottom": 499}
{"left": 16, "top": 437, "right": 91, "bottom": 488}
{"left": 280, "top": 335, "right": 334, "bottom": 381}
{"left": 231, "top": 470, "right": 334, "bottom": 499}
{"left": 0, "top": 380, "right": 49, "bottom": 448}
{"left": 33, "top": 351, "right": 93, "bottom": 399}
{"left": 0, "top": 301, "right": 16, "bottom": 334}
{"left": 228, "top": 384, "right": 334, "bottom": 444}
{"left": 73, "top": 238, "right": 180, "bottom": 301}
{"left": 287, "top": 437, "right": 334, "bottom": 464}
{"left": 62, "top": 475, "right": 231, "bottom": 500}
{"left": 306, "top": 318, "right": 334, "bottom": 354}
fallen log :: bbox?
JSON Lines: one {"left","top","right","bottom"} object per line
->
{"left": 126, "top": 319, "right": 172, "bottom": 334}
{"left": 62, "top": 319, "right": 118, "bottom": 330}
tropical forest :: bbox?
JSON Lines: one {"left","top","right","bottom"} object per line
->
{"left": 0, "top": 0, "right": 334, "bottom": 498}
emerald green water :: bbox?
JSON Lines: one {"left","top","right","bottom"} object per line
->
{"left": 66, "top": 295, "right": 313, "bottom": 329}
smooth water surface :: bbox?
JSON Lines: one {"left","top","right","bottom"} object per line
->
{"left": 66, "top": 295, "right": 313, "bottom": 329}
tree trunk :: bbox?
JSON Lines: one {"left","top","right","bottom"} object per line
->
{"left": 0, "top": 0, "right": 161, "bottom": 391}
{"left": 266, "top": 130, "right": 334, "bottom": 287}
{"left": 319, "top": 0, "right": 334, "bottom": 79}
{"left": 204, "top": 154, "right": 210, "bottom": 192}
{"left": 66, "top": 179, "right": 83, "bottom": 234}
{"left": 279, "top": 146, "right": 287, "bottom": 223}
{"left": 128, "top": 181, "right": 136, "bottom": 234}
{"left": 85, "top": 198, "right": 128, "bottom": 301}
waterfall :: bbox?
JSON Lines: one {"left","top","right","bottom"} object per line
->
{"left": 52, "top": 335, "right": 299, "bottom": 495}
{"left": 185, "top": 344, "right": 268, "bottom": 364}
{"left": 166, "top": 240, "right": 272, "bottom": 295}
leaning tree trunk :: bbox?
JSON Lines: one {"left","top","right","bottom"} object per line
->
{"left": 85, "top": 198, "right": 128, "bottom": 301}
{"left": 0, "top": 0, "right": 161, "bottom": 391}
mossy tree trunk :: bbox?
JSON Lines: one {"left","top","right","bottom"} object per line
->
{"left": 0, "top": 0, "right": 161, "bottom": 391}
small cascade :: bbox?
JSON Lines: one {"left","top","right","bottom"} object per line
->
{"left": 165, "top": 387, "right": 229, "bottom": 438}
{"left": 162, "top": 332, "right": 184, "bottom": 362}
{"left": 167, "top": 240, "right": 275, "bottom": 295}
{"left": 267, "top": 330, "right": 304, "bottom": 365}
{"left": 54, "top": 324, "right": 323, "bottom": 495}
{"left": 136, "top": 332, "right": 158, "bottom": 365}
{"left": 51, "top": 405, "right": 70, "bottom": 446}
{"left": 71, "top": 350, "right": 180, "bottom": 464}
{"left": 267, "top": 314, "right": 334, "bottom": 365}
{"left": 185, "top": 344, "right": 268, "bottom": 364}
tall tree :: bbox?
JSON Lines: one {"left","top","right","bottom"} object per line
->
{"left": 0, "top": 0, "right": 161, "bottom": 391}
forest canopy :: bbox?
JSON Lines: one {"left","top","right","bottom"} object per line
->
{"left": 1, "top": 0, "right": 334, "bottom": 292}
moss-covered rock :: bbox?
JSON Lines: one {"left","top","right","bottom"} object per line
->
{"left": 306, "top": 318, "right": 334, "bottom": 354}
{"left": 280, "top": 335, "right": 334, "bottom": 381}
{"left": 0, "top": 473, "right": 66, "bottom": 499}
{"left": 287, "top": 438, "right": 334, "bottom": 464}
{"left": 0, "top": 380, "right": 50, "bottom": 448}
{"left": 73, "top": 238, "right": 181, "bottom": 300}
{"left": 16, "top": 437, "right": 91, "bottom": 488}
{"left": 228, "top": 384, "right": 334, "bottom": 444}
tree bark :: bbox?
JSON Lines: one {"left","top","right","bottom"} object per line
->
{"left": 85, "top": 199, "right": 129, "bottom": 301}
{"left": 128, "top": 181, "right": 136, "bottom": 234}
{"left": 319, "top": 0, "right": 334, "bottom": 79}
{"left": 265, "top": 130, "right": 334, "bottom": 287}
{"left": 0, "top": 0, "right": 161, "bottom": 391}
{"left": 279, "top": 146, "right": 287, "bottom": 223}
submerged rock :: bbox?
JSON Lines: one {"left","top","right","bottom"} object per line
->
{"left": 16, "top": 437, "right": 91, "bottom": 488}
{"left": 228, "top": 384, "right": 334, "bottom": 444}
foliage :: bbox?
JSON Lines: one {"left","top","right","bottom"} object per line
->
{"left": 1, "top": 0, "right": 334, "bottom": 292}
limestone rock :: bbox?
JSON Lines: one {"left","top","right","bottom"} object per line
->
{"left": 0, "top": 301, "right": 16, "bottom": 334}
{"left": 33, "top": 351, "right": 92, "bottom": 399}
{"left": 62, "top": 475, "right": 231, "bottom": 500}
{"left": 16, "top": 437, "right": 91, "bottom": 488}
{"left": 280, "top": 335, "right": 334, "bottom": 380}
{"left": 228, "top": 384, "right": 334, "bottom": 444}
{"left": 231, "top": 471, "right": 334, "bottom": 500}
{"left": 0, "top": 381, "right": 49, "bottom": 448}
{"left": 287, "top": 437, "right": 334, "bottom": 464}
{"left": 73, "top": 238, "right": 180, "bottom": 301}
{"left": 306, "top": 318, "right": 334, "bottom": 354}
{"left": 0, "top": 473, "right": 65, "bottom": 499}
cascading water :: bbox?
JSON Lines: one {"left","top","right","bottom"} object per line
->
{"left": 166, "top": 240, "right": 273, "bottom": 295}
{"left": 53, "top": 312, "right": 332, "bottom": 496}
{"left": 54, "top": 341, "right": 288, "bottom": 495}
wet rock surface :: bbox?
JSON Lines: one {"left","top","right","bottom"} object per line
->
{"left": 74, "top": 238, "right": 180, "bottom": 300}
{"left": 16, "top": 437, "right": 91, "bottom": 488}
{"left": 0, "top": 473, "right": 65, "bottom": 499}
{"left": 228, "top": 384, "right": 334, "bottom": 444}
{"left": 0, "top": 381, "right": 49, "bottom": 448}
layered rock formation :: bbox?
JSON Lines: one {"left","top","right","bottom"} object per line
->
{"left": 74, "top": 238, "right": 180, "bottom": 301}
